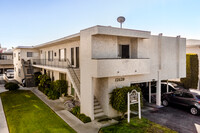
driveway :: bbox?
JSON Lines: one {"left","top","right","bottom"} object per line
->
{"left": 0, "top": 75, "right": 6, "bottom": 84}
{"left": 143, "top": 105, "right": 200, "bottom": 133}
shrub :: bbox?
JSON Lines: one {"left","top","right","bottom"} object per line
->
{"left": 181, "top": 53, "right": 199, "bottom": 89}
{"left": 71, "top": 106, "right": 91, "bottom": 123}
{"left": 38, "top": 74, "right": 51, "bottom": 92}
{"left": 4, "top": 82, "right": 19, "bottom": 91}
{"left": 71, "top": 106, "right": 80, "bottom": 116}
{"left": 110, "top": 85, "right": 143, "bottom": 118}
{"left": 54, "top": 80, "right": 68, "bottom": 96}
{"left": 34, "top": 72, "right": 42, "bottom": 86}
{"left": 47, "top": 82, "right": 60, "bottom": 100}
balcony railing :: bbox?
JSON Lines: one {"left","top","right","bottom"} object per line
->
{"left": 0, "top": 59, "right": 13, "bottom": 65}
{"left": 32, "top": 59, "right": 70, "bottom": 68}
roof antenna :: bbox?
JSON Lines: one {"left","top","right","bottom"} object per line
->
{"left": 117, "top": 16, "right": 125, "bottom": 28}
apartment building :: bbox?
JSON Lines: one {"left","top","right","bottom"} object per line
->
{"left": 0, "top": 51, "right": 14, "bottom": 74}
{"left": 13, "top": 46, "right": 40, "bottom": 84}
{"left": 14, "top": 25, "right": 186, "bottom": 120}
{"left": 186, "top": 39, "right": 200, "bottom": 90}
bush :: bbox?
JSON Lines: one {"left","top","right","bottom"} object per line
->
{"left": 71, "top": 106, "right": 91, "bottom": 123}
{"left": 54, "top": 80, "right": 68, "bottom": 96}
{"left": 71, "top": 106, "right": 80, "bottom": 116}
{"left": 110, "top": 85, "right": 143, "bottom": 118}
{"left": 4, "top": 82, "right": 19, "bottom": 91}
{"left": 34, "top": 72, "right": 42, "bottom": 86}
{"left": 181, "top": 53, "right": 199, "bottom": 89}
{"left": 38, "top": 74, "right": 51, "bottom": 92}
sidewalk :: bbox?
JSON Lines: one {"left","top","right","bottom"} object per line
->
{"left": 31, "top": 88, "right": 100, "bottom": 133}
{"left": 0, "top": 97, "right": 9, "bottom": 133}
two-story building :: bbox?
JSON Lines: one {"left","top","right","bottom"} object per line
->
{"left": 0, "top": 50, "right": 14, "bottom": 74}
{"left": 13, "top": 25, "right": 186, "bottom": 120}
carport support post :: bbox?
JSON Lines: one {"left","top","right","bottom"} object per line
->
{"left": 156, "top": 71, "right": 161, "bottom": 106}
{"left": 167, "top": 80, "right": 169, "bottom": 93}
{"left": 149, "top": 82, "right": 151, "bottom": 103}
{"left": 127, "top": 92, "right": 130, "bottom": 123}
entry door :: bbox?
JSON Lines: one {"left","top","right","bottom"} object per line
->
{"left": 71, "top": 48, "right": 74, "bottom": 66}
{"left": 122, "top": 45, "right": 130, "bottom": 58}
{"left": 76, "top": 47, "right": 79, "bottom": 68}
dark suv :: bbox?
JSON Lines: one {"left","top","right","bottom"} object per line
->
{"left": 162, "top": 89, "right": 200, "bottom": 115}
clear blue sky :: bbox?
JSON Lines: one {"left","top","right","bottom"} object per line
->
{"left": 0, "top": 0, "right": 200, "bottom": 48}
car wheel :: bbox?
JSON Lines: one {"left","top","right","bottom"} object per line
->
{"left": 190, "top": 107, "right": 199, "bottom": 115}
{"left": 162, "top": 99, "right": 169, "bottom": 106}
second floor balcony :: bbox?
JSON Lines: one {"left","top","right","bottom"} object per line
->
{"left": 32, "top": 59, "right": 70, "bottom": 69}
{"left": 92, "top": 58, "right": 150, "bottom": 78}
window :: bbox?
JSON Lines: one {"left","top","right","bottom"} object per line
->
{"left": 59, "top": 48, "right": 66, "bottom": 61}
{"left": 18, "top": 68, "right": 21, "bottom": 77}
{"left": 18, "top": 52, "right": 20, "bottom": 61}
{"left": 196, "top": 95, "right": 200, "bottom": 100}
{"left": 14, "top": 53, "right": 16, "bottom": 57}
{"left": 27, "top": 52, "right": 33, "bottom": 57}
{"left": 183, "top": 93, "right": 194, "bottom": 98}
{"left": 174, "top": 91, "right": 183, "bottom": 97}
{"left": 48, "top": 51, "right": 53, "bottom": 61}
{"left": 59, "top": 73, "right": 66, "bottom": 80}
{"left": 27, "top": 69, "right": 32, "bottom": 74}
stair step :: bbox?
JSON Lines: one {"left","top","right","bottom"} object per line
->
{"left": 94, "top": 102, "right": 100, "bottom": 106}
{"left": 94, "top": 112, "right": 105, "bottom": 118}
{"left": 94, "top": 108, "right": 103, "bottom": 114}
{"left": 94, "top": 105, "right": 101, "bottom": 110}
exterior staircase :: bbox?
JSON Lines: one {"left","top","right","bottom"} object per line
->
{"left": 94, "top": 97, "right": 105, "bottom": 119}
{"left": 21, "top": 59, "right": 35, "bottom": 87}
{"left": 66, "top": 59, "right": 81, "bottom": 100}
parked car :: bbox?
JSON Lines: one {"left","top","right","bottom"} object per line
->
{"left": 5, "top": 69, "right": 14, "bottom": 78}
{"left": 142, "top": 82, "right": 181, "bottom": 102}
{"left": 162, "top": 89, "right": 200, "bottom": 115}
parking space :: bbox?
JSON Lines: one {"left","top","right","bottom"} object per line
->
{"left": 143, "top": 105, "right": 200, "bottom": 133}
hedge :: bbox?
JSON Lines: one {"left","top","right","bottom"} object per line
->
{"left": 71, "top": 106, "right": 91, "bottom": 123}
{"left": 4, "top": 82, "right": 19, "bottom": 91}
{"left": 181, "top": 53, "right": 199, "bottom": 89}
{"left": 110, "top": 85, "right": 143, "bottom": 118}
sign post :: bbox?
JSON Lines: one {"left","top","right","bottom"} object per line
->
{"left": 127, "top": 90, "right": 141, "bottom": 123}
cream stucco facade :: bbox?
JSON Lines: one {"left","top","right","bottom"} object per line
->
{"left": 13, "top": 25, "right": 186, "bottom": 120}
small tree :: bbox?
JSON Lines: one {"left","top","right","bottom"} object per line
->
{"left": 38, "top": 74, "right": 51, "bottom": 92}
{"left": 54, "top": 80, "right": 68, "bottom": 96}
{"left": 181, "top": 53, "right": 199, "bottom": 89}
{"left": 110, "top": 85, "right": 143, "bottom": 118}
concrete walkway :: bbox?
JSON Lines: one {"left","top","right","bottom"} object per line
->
{"left": 31, "top": 88, "right": 100, "bottom": 133}
{"left": 0, "top": 97, "right": 9, "bottom": 133}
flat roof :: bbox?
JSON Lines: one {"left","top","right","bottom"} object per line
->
{"left": 186, "top": 39, "right": 200, "bottom": 47}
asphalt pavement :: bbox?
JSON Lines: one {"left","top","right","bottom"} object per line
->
{"left": 143, "top": 105, "right": 200, "bottom": 133}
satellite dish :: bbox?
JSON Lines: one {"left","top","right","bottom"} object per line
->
{"left": 117, "top": 16, "right": 125, "bottom": 28}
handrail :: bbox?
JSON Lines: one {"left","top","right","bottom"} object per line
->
{"left": 66, "top": 58, "right": 80, "bottom": 83}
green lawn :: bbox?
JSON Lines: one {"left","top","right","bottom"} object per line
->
{"left": 99, "top": 117, "right": 177, "bottom": 133}
{"left": 0, "top": 90, "right": 76, "bottom": 133}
